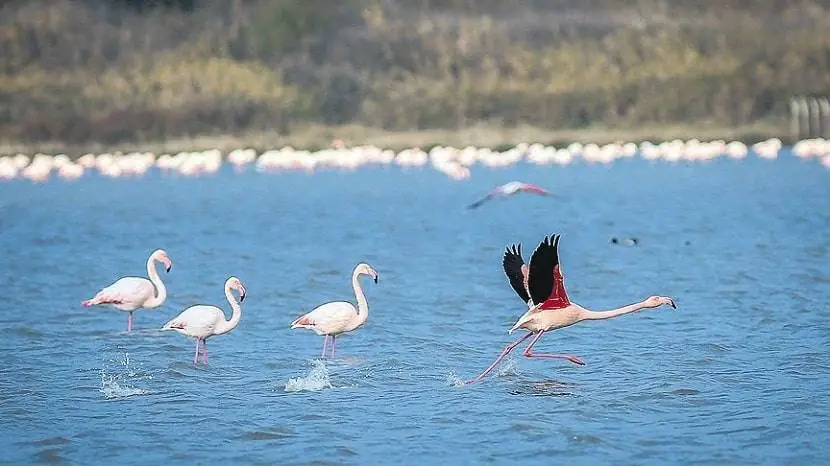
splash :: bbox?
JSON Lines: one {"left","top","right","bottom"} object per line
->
{"left": 98, "top": 351, "right": 151, "bottom": 400}
{"left": 284, "top": 360, "right": 333, "bottom": 392}
{"left": 446, "top": 371, "right": 465, "bottom": 387}
{"left": 99, "top": 373, "right": 150, "bottom": 399}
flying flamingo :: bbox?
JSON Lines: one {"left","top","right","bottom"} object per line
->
{"left": 82, "top": 249, "right": 172, "bottom": 332}
{"left": 467, "top": 181, "right": 553, "bottom": 209}
{"left": 466, "top": 234, "right": 676, "bottom": 384}
{"left": 161, "top": 276, "right": 246, "bottom": 365}
{"left": 290, "top": 263, "right": 378, "bottom": 359}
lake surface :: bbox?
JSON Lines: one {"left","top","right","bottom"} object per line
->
{"left": 0, "top": 152, "right": 828, "bottom": 465}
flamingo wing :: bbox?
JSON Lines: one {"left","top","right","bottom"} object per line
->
{"left": 502, "top": 244, "right": 531, "bottom": 304}
{"left": 90, "top": 277, "right": 154, "bottom": 307}
{"left": 163, "top": 305, "right": 223, "bottom": 337}
{"left": 527, "top": 234, "right": 571, "bottom": 311}
{"left": 467, "top": 193, "right": 495, "bottom": 209}
{"left": 291, "top": 301, "right": 356, "bottom": 334}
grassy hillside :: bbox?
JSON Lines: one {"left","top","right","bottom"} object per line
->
{"left": 1, "top": 0, "right": 828, "bottom": 151}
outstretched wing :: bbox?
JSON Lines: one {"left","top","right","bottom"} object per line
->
{"left": 527, "top": 234, "right": 571, "bottom": 310}
{"left": 467, "top": 193, "right": 495, "bottom": 209}
{"left": 502, "top": 244, "right": 531, "bottom": 304}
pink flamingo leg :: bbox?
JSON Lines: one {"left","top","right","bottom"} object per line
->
{"left": 522, "top": 331, "right": 585, "bottom": 365}
{"left": 465, "top": 332, "right": 535, "bottom": 384}
{"left": 321, "top": 335, "right": 329, "bottom": 359}
{"left": 127, "top": 311, "right": 133, "bottom": 333}
{"left": 201, "top": 342, "right": 208, "bottom": 365}
{"left": 193, "top": 338, "right": 201, "bottom": 365}
{"left": 330, "top": 335, "right": 336, "bottom": 359}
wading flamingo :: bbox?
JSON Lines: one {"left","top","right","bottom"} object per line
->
{"left": 466, "top": 234, "right": 676, "bottom": 384}
{"left": 290, "top": 263, "right": 378, "bottom": 359}
{"left": 467, "top": 181, "right": 553, "bottom": 209}
{"left": 161, "top": 276, "right": 246, "bottom": 365}
{"left": 82, "top": 249, "right": 172, "bottom": 332}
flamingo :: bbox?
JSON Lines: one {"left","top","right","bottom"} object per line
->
{"left": 290, "top": 263, "right": 378, "bottom": 359}
{"left": 161, "top": 276, "right": 246, "bottom": 365}
{"left": 466, "top": 234, "right": 676, "bottom": 384}
{"left": 82, "top": 249, "right": 172, "bottom": 332}
{"left": 467, "top": 181, "right": 553, "bottom": 209}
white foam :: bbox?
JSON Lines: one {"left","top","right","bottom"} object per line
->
{"left": 284, "top": 360, "right": 333, "bottom": 392}
{"left": 99, "top": 373, "right": 150, "bottom": 399}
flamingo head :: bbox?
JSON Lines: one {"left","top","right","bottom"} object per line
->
{"left": 643, "top": 295, "right": 676, "bottom": 309}
{"left": 227, "top": 276, "right": 246, "bottom": 302}
{"left": 356, "top": 263, "right": 379, "bottom": 283}
{"left": 152, "top": 249, "right": 172, "bottom": 272}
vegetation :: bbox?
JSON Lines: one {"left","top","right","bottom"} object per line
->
{"left": 1, "top": 0, "right": 829, "bottom": 152}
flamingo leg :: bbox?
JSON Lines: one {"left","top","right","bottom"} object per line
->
{"left": 193, "top": 338, "right": 201, "bottom": 365}
{"left": 330, "top": 335, "right": 336, "bottom": 359}
{"left": 522, "top": 331, "right": 585, "bottom": 365}
{"left": 321, "top": 335, "right": 329, "bottom": 359}
{"left": 465, "top": 332, "right": 535, "bottom": 384}
{"left": 202, "top": 341, "right": 208, "bottom": 365}
{"left": 127, "top": 311, "right": 133, "bottom": 333}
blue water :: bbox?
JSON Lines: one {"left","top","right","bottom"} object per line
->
{"left": 0, "top": 153, "right": 828, "bottom": 465}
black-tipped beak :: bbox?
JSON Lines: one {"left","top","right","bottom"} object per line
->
{"left": 669, "top": 298, "right": 676, "bottom": 309}
{"left": 166, "top": 265, "right": 172, "bottom": 273}
{"left": 373, "top": 275, "right": 378, "bottom": 284}
{"left": 240, "top": 293, "right": 246, "bottom": 302}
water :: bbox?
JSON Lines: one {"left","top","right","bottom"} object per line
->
{"left": 0, "top": 153, "right": 828, "bottom": 465}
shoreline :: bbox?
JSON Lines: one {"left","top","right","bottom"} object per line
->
{"left": 0, "top": 122, "right": 788, "bottom": 157}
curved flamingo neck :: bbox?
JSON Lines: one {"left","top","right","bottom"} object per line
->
{"left": 214, "top": 284, "right": 242, "bottom": 335}
{"left": 350, "top": 269, "right": 369, "bottom": 330}
{"left": 580, "top": 300, "right": 647, "bottom": 321}
{"left": 144, "top": 255, "right": 167, "bottom": 308}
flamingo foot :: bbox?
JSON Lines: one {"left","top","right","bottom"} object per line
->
{"left": 523, "top": 352, "right": 585, "bottom": 365}
{"left": 464, "top": 332, "right": 534, "bottom": 385}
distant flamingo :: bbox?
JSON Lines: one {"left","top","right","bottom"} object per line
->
{"left": 467, "top": 181, "right": 553, "bottom": 209}
{"left": 290, "top": 263, "right": 378, "bottom": 359}
{"left": 82, "top": 249, "right": 172, "bottom": 332}
{"left": 466, "top": 234, "right": 676, "bottom": 384}
{"left": 161, "top": 277, "right": 246, "bottom": 365}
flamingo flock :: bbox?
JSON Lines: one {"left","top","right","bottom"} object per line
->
{"left": 79, "top": 230, "right": 674, "bottom": 386}
{"left": 2, "top": 137, "right": 830, "bottom": 184}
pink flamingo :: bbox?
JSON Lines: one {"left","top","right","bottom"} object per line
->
{"left": 467, "top": 181, "right": 553, "bottom": 209}
{"left": 466, "top": 234, "right": 676, "bottom": 384}
{"left": 290, "top": 263, "right": 378, "bottom": 359}
{"left": 161, "top": 277, "right": 246, "bottom": 365}
{"left": 82, "top": 249, "right": 172, "bottom": 332}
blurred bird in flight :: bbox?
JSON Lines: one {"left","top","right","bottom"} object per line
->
{"left": 467, "top": 181, "right": 553, "bottom": 209}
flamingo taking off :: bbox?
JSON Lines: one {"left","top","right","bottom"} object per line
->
{"left": 161, "top": 276, "right": 246, "bottom": 365}
{"left": 467, "top": 181, "right": 553, "bottom": 209}
{"left": 465, "top": 234, "right": 676, "bottom": 384}
{"left": 82, "top": 249, "right": 172, "bottom": 332}
{"left": 290, "top": 263, "right": 378, "bottom": 359}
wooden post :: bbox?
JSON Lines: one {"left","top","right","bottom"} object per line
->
{"left": 819, "top": 97, "right": 830, "bottom": 139}
{"left": 809, "top": 97, "right": 821, "bottom": 139}
{"left": 798, "top": 97, "right": 810, "bottom": 140}
{"left": 790, "top": 98, "right": 801, "bottom": 142}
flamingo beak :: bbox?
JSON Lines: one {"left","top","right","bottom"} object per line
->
{"left": 165, "top": 260, "right": 172, "bottom": 273}
{"left": 668, "top": 298, "right": 676, "bottom": 309}
{"left": 239, "top": 286, "right": 247, "bottom": 302}
{"left": 373, "top": 273, "right": 378, "bottom": 284}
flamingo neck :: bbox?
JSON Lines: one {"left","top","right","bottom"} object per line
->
{"left": 214, "top": 284, "right": 242, "bottom": 335}
{"left": 350, "top": 270, "right": 369, "bottom": 329}
{"left": 144, "top": 255, "right": 167, "bottom": 308}
{"left": 580, "top": 301, "right": 647, "bottom": 321}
